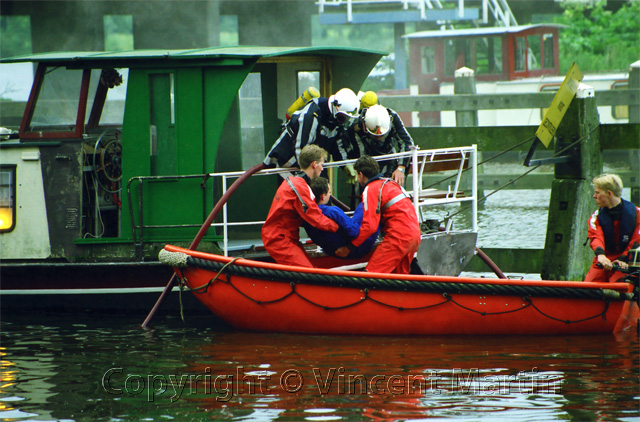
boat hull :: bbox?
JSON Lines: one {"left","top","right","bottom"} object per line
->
{"left": 0, "top": 261, "right": 209, "bottom": 315}
{"left": 163, "top": 245, "right": 639, "bottom": 335}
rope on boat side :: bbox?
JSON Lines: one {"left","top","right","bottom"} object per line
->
{"left": 185, "top": 257, "right": 634, "bottom": 302}
{"left": 159, "top": 249, "right": 189, "bottom": 268}
{"left": 524, "top": 297, "right": 611, "bottom": 324}
{"left": 178, "top": 257, "right": 615, "bottom": 325}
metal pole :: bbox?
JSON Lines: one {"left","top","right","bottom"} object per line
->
{"left": 411, "top": 145, "right": 420, "bottom": 221}
{"left": 471, "top": 144, "right": 478, "bottom": 233}
{"left": 222, "top": 175, "right": 229, "bottom": 256}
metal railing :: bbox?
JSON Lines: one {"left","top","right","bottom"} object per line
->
{"left": 316, "top": 0, "right": 516, "bottom": 26}
{"left": 126, "top": 146, "right": 478, "bottom": 256}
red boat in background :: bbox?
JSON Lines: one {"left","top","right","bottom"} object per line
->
{"left": 160, "top": 244, "right": 638, "bottom": 335}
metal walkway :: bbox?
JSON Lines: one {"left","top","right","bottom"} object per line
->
{"left": 316, "top": 0, "right": 517, "bottom": 27}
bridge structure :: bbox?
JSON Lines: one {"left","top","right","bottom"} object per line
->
{"left": 316, "top": 0, "right": 518, "bottom": 89}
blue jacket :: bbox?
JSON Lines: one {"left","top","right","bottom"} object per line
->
{"left": 304, "top": 203, "right": 379, "bottom": 259}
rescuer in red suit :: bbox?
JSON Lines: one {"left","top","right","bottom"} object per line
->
{"left": 261, "top": 144, "right": 339, "bottom": 267}
{"left": 585, "top": 173, "right": 640, "bottom": 283}
{"left": 334, "top": 155, "right": 421, "bottom": 274}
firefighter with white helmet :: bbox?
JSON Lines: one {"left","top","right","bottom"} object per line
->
{"left": 264, "top": 88, "right": 358, "bottom": 168}
{"left": 363, "top": 104, "right": 391, "bottom": 137}
{"left": 329, "top": 88, "right": 360, "bottom": 124}
{"left": 343, "top": 102, "right": 414, "bottom": 186}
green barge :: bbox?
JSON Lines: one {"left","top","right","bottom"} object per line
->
{"left": 0, "top": 46, "right": 384, "bottom": 312}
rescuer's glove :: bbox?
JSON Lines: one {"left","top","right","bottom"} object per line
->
{"left": 343, "top": 164, "right": 357, "bottom": 184}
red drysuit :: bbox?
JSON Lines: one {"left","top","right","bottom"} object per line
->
{"left": 350, "top": 176, "right": 421, "bottom": 274}
{"left": 261, "top": 176, "right": 338, "bottom": 267}
{"left": 585, "top": 199, "right": 640, "bottom": 283}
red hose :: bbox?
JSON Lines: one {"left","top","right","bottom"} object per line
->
{"left": 475, "top": 247, "right": 508, "bottom": 279}
{"left": 142, "top": 163, "right": 267, "bottom": 327}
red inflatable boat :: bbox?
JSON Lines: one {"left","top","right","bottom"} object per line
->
{"left": 160, "top": 244, "right": 639, "bottom": 335}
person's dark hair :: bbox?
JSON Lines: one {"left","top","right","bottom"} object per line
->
{"left": 354, "top": 155, "right": 380, "bottom": 179}
{"left": 310, "top": 177, "right": 330, "bottom": 203}
{"left": 298, "top": 144, "right": 327, "bottom": 170}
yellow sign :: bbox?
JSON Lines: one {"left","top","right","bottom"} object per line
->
{"left": 536, "top": 62, "right": 584, "bottom": 148}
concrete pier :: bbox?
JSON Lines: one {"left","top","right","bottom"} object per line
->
{"left": 541, "top": 83, "right": 602, "bottom": 281}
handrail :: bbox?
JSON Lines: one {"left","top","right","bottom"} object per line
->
{"left": 316, "top": 0, "right": 444, "bottom": 22}
{"left": 126, "top": 145, "right": 478, "bottom": 256}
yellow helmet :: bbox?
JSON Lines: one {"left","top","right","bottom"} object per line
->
{"left": 359, "top": 91, "right": 378, "bottom": 109}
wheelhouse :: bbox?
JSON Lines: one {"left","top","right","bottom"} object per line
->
{"left": 0, "top": 47, "right": 384, "bottom": 261}
{"left": 404, "top": 24, "right": 563, "bottom": 125}
{"left": 406, "top": 24, "right": 562, "bottom": 92}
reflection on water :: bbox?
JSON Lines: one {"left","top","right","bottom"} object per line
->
{"left": 1, "top": 315, "right": 638, "bottom": 421}
{"left": 1, "top": 188, "right": 638, "bottom": 421}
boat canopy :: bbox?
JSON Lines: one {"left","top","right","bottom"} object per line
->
{"left": 1, "top": 46, "right": 385, "bottom": 68}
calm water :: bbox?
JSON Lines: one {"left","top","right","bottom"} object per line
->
{"left": 2, "top": 188, "right": 639, "bottom": 421}
{"left": 1, "top": 314, "right": 638, "bottom": 421}
{"left": 434, "top": 188, "right": 552, "bottom": 250}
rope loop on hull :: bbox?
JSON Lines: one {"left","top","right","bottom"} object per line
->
{"left": 176, "top": 257, "right": 619, "bottom": 325}
{"left": 185, "top": 256, "right": 633, "bottom": 302}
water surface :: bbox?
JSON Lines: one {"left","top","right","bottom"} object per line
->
{"left": 1, "top": 314, "right": 638, "bottom": 421}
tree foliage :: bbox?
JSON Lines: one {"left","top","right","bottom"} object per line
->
{"left": 554, "top": 1, "right": 640, "bottom": 73}
{"left": 0, "top": 16, "right": 31, "bottom": 58}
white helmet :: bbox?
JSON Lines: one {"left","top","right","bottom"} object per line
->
{"left": 363, "top": 104, "right": 390, "bottom": 137}
{"left": 328, "top": 88, "right": 359, "bottom": 123}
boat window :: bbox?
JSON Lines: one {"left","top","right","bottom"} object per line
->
{"left": 0, "top": 166, "right": 16, "bottom": 233}
{"left": 611, "top": 81, "right": 629, "bottom": 120}
{"left": 475, "top": 36, "right": 502, "bottom": 75}
{"left": 543, "top": 33, "right": 555, "bottom": 69}
{"left": 0, "top": 63, "right": 33, "bottom": 103}
{"left": 297, "top": 71, "right": 320, "bottom": 95}
{"left": 239, "top": 73, "right": 265, "bottom": 170}
{"left": 86, "top": 68, "right": 129, "bottom": 126}
{"left": 527, "top": 35, "right": 541, "bottom": 71}
{"left": 149, "top": 72, "right": 176, "bottom": 176}
{"left": 29, "top": 66, "right": 83, "bottom": 131}
{"left": 421, "top": 46, "right": 435, "bottom": 74}
{"left": 514, "top": 37, "right": 526, "bottom": 72}
{"left": 445, "top": 39, "right": 471, "bottom": 76}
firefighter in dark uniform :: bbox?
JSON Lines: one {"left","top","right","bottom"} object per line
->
{"left": 263, "top": 88, "right": 360, "bottom": 169}
{"left": 343, "top": 103, "right": 415, "bottom": 186}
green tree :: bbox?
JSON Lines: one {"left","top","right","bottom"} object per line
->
{"left": 104, "top": 15, "right": 133, "bottom": 51}
{"left": 554, "top": 1, "right": 640, "bottom": 73}
{"left": 0, "top": 16, "right": 32, "bottom": 58}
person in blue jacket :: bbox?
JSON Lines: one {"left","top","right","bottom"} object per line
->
{"left": 303, "top": 177, "right": 379, "bottom": 259}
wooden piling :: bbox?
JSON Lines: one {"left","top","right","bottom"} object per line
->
{"left": 454, "top": 67, "right": 484, "bottom": 200}
{"left": 454, "top": 67, "right": 478, "bottom": 127}
{"left": 541, "top": 83, "right": 602, "bottom": 281}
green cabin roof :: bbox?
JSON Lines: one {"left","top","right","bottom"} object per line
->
{"left": 1, "top": 46, "right": 385, "bottom": 67}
